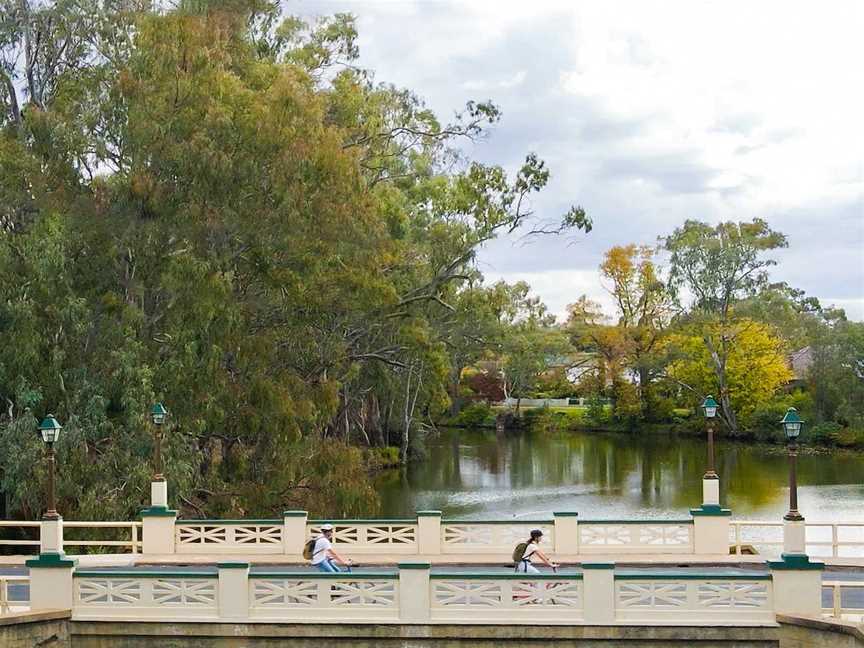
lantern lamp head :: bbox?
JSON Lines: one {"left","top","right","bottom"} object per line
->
{"left": 38, "top": 414, "right": 63, "bottom": 444}
{"left": 151, "top": 402, "right": 168, "bottom": 426}
{"left": 780, "top": 407, "right": 803, "bottom": 440}
{"left": 701, "top": 395, "right": 719, "bottom": 419}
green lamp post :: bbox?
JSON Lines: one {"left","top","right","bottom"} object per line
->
{"left": 781, "top": 407, "right": 804, "bottom": 522}
{"left": 37, "top": 414, "right": 63, "bottom": 520}
{"left": 701, "top": 395, "right": 719, "bottom": 480}
{"left": 150, "top": 403, "right": 168, "bottom": 482}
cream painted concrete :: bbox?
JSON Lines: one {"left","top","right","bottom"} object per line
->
{"left": 554, "top": 516, "right": 580, "bottom": 554}
{"left": 40, "top": 518, "right": 63, "bottom": 554}
{"left": 772, "top": 569, "right": 824, "bottom": 617}
{"left": 417, "top": 516, "right": 441, "bottom": 555}
{"left": 142, "top": 516, "right": 175, "bottom": 554}
{"left": 582, "top": 569, "right": 614, "bottom": 624}
{"left": 150, "top": 481, "right": 167, "bottom": 508}
{"left": 282, "top": 515, "right": 307, "bottom": 555}
{"left": 218, "top": 565, "right": 249, "bottom": 620}
{"left": 694, "top": 516, "right": 731, "bottom": 555}
{"left": 784, "top": 520, "right": 807, "bottom": 555}
{"left": 29, "top": 565, "right": 74, "bottom": 611}
{"left": 398, "top": 566, "right": 431, "bottom": 622}
{"left": 703, "top": 477, "right": 720, "bottom": 506}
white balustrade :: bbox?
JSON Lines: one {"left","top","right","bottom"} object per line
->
{"left": 441, "top": 522, "right": 555, "bottom": 554}
{"left": 822, "top": 580, "right": 864, "bottom": 622}
{"left": 249, "top": 572, "right": 400, "bottom": 622}
{"left": 4, "top": 515, "right": 864, "bottom": 561}
{"left": 730, "top": 521, "right": 864, "bottom": 558}
{"left": 614, "top": 573, "right": 774, "bottom": 624}
{"left": 175, "top": 521, "right": 284, "bottom": 554}
{"left": 0, "top": 520, "right": 141, "bottom": 553}
{"left": 307, "top": 521, "right": 418, "bottom": 555}
{"left": 578, "top": 521, "right": 694, "bottom": 554}
{"left": 73, "top": 572, "right": 219, "bottom": 620}
{"left": 63, "top": 567, "right": 785, "bottom": 626}
{"left": 0, "top": 576, "right": 29, "bottom": 615}
{"left": 430, "top": 574, "right": 583, "bottom": 623}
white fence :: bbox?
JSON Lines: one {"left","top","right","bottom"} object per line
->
{"left": 69, "top": 566, "right": 777, "bottom": 626}
{"left": 822, "top": 580, "right": 864, "bottom": 622}
{"left": 730, "top": 521, "right": 864, "bottom": 558}
{"left": 0, "top": 520, "right": 142, "bottom": 554}
{"left": 4, "top": 515, "right": 864, "bottom": 560}
{"left": 0, "top": 575, "right": 29, "bottom": 615}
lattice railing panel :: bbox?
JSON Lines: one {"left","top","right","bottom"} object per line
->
{"left": 175, "top": 524, "right": 284, "bottom": 554}
{"left": 305, "top": 524, "right": 418, "bottom": 553}
{"left": 578, "top": 523, "right": 693, "bottom": 553}
{"left": 441, "top": 524, "right": 555, "bottom": 553}
{"left": 74, "top": 577, "right": 219, "bottom": 619}
{"left": 432, "top": 579, "right": 581, "bottom": 609}
{"left": 615, "top": 578, "right": 773, "bottom": 622}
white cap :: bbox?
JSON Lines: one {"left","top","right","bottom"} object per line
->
{"left": 320, "top": 523, "right": 334, "bottom": 531}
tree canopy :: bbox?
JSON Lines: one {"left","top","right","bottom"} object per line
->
{"left": 0, "top": 1, "right": 590, "bottom": 519}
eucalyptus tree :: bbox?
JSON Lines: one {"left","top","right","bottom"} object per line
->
{"left": 663, "top": 219, "right": 787, "bottom": 432}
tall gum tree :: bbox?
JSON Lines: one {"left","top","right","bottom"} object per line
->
{"left": 663, "top": 219, "right": 787, "bottom": 433}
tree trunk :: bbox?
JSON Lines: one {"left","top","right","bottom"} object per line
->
{"left": 400, "top": 366, "right": 413, "bottom": 464}
{"left": 704, "top": 334, "right": 738, "bottom": 433}
{"left": 638, "top": 365, "right": 651, "bottom": 418}
{"left": 449, "top": 365, "right": 463, "bottom": 417}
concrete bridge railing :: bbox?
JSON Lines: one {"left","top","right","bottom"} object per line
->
{"left": 144, "top": 510, "right": 727, "bottom": 557}
{"left": 67, "top": 563, "right": 785, "bottom": 626}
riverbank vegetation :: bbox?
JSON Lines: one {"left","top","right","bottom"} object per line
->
{"left": 448, "top": 228, "right": 864, "bottom": 450}
{"left": 0, "top": 1, "right": 860, "bottom": 525}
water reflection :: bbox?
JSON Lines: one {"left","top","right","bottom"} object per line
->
{"left": 374, "top": 428, "right": 864, "bottom": 521}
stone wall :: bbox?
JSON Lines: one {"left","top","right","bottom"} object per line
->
{"left": 69, "top": 621, "right": 782, "bottom": 647}
{"left": 778, "top": 615, "right": 864, "bottom": 648}
{"left": 3, "top": 615, "right": 862, "bottom": 648}
{"left": 0, "top": 610, "right": 71, "bottom": 648}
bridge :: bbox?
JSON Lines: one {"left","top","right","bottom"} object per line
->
{"left": 1, "top": 466, "right": 863, "bottom": 647}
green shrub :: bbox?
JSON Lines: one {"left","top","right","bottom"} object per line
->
{"left": 364, "top": 446, "right": 400, "bottom": 470}
{"left": 524, "top": 409, "right": 568, "bottom": 434}
{"left": 805, "top": 421, "right": 842, "bottom": 445}
{"left": 451, "top": 402, "right": 495, "bottom": 427}
{"left": 830, "top": 426, "right": 864, "bottom": 448}
{"left": 585, "top": 394, "right": 609, "bottom": 425}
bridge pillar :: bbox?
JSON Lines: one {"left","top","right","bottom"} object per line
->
{"left": 26, "top": 551, "right": 77, "bottom": 611}
{"left": 417, "top": 511, "right": 442, "bottom": 555}
{"left": 769, "top": 554, "right": 824, "bottom": 617}
{"left": 553, "top": 512, "right": 579, "bottom": 554}
{"left": 582, "top": 562, "right": 615, "bottom": 624}
{"left": 140, "top": 508, "right": 177, "bottom": 554}
{"left": 218, "top": 562, "right": 250, "bottom": 620}
{"left": 690, "top": 505, "right": 731, "bottom": 554}
{"left": 283, "top": 511, "right": 308, "bottom": 556}
{"left": 398, "top": 562, "right": 431, "bottom": 622}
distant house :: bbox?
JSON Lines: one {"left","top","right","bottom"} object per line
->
{"left": 788, "top": 346, "right": 813, "bottom": 384}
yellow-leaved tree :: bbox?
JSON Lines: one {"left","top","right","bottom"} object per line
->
{"left": 666, "top": 319, "right": 792, "bottom": 426}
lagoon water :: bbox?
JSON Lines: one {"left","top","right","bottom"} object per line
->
{"left": 375, "top": 428, "right": 864, "bottom": 523}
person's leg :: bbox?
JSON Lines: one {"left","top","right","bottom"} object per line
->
{"left": 316, "top": 559, "right": 338, "bottom": 573}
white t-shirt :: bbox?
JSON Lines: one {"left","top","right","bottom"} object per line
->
{"left": 521, "top": 543, "right": 539, "bottom": 563}
{"left": 311, "top": 536, "right": 332, "bottom": 565}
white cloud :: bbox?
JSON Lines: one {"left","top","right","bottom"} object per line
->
{"left": 294, "top": 0, "right": 864, "bottom": 321}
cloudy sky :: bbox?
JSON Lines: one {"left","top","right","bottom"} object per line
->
{"left": 296, "top": 0, "right": 863, "bottom": 320}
